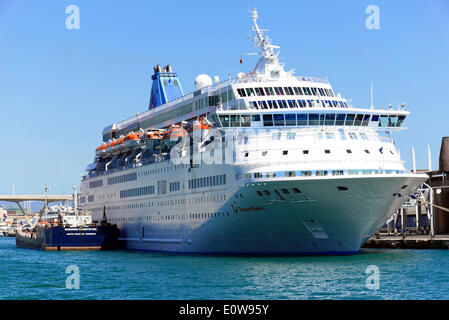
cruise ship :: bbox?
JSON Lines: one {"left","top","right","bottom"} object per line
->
{"left": 80, "top": 9, "right": 427, "bottom": 254}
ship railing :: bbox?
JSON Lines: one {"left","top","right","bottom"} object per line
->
{"left": 219, "top": 75, "right": 330, "bottom": 85}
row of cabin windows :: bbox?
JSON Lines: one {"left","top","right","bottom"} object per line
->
{"left": 245, "top": 168, "right": 404, "bottom": 180}
{"left": 169, "top": 181, "right": 180, "bottom": 192}
{"left": 109, "top": 211, "right": 231, "bottom": 223}
{"left": 108, "top": 172, "right": 137, "bottom": 185}
{"left": 250, "top": 99, "right": 348, "bottom": 109}
{"left": 137, "top": 90, "right": 234, "bottom": 130}
{"left": 236, "top": 86, "right": 335, "bottom": 98}
{"left": 89, "top": 180, "right": 103, "bottom": 188}
{"left": 93, "top": 194, "right": 227, "bottom": 214}
{"left": 188, "top": 175, "right": 227, "bottom": 190}
{"left": 218, "top": 113, "right": 405, "bottom": 127}
{"left": 245, "top": 147, "right": 391, "bottom": 158}
{"left": 120, "top": 185, "right": 155, "bottom": 198}
{"left": 256, "top": 188, "right": 302, "bottom": 197}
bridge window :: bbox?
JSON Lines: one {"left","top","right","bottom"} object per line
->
{"left": 274, "top": 114, "right": 285, "bottom": 126}
{"left": 267, "top": 100, "right": 277, "bottom": 109}
{"left": 354, "top": 114, "right": 364, "bottom": 126}
{"left": 388, "top": 115, "right": 398, "bottom": 127}
{"left": 362, "top": 114, "right": 370, "bottom": 126}
{"left": 219, "top": 115, "right": 230, "bottom": 127}
{"left": 336, "top": 114, "right": 346, "bottom": 125}
{"left": 297, "top": 114, "right": 308, "bottom": 126}
{"left": 237, "top": 88, "right": 246, "bottom": 97}
{"left": 285, "top": 114, "right": 296, "bottom": 126}
{"left": 252, "top": 114, "right": 261, "bottom": 121}
{"left": 397, "top": 115, "right": 406, "bottom": 127}
{"left": 303, "top": 87, "right": 312, "bottom": 95}
{"left": 287, "top": 100, "right": 296, "bottom": 108}
{"left": 274, "top": 87, "right": 285, "bottom": 95}
{"left": 241, "top": 115, "right": 251, "bottom": 127}
{"left": 294, "top": 87, "right": 303, "bottom": 95}
{"left": 325, "top": 114, "right": 336, "bottom": 125}
{"left": 278, "top": 100, "right": 288, "bottom": 108}
{"left": 297, "top": 100, "right": 306, "bottom": 108}
{"left": 345, "top": 114, "right": 355, "bottom": 126}
{"left": 319, "top": 114, "right": 326, "bottom": 125}
{"left": 230, "top": 115, "right": 240, "bottom": 127}
{"left": 309, "top": 114, "right": 319, "bottom": 125}
{"left": 263, "top": 114, "right": 273, "bottom": 126}
{"left": 379, "top": 115, "right": 388, "bottom": 127}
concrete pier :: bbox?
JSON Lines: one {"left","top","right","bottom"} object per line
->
{"left": 363, "top": 234, "right": 449, "bottom": 249}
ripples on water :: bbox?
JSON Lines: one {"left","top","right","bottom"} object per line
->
{"left": 1, "top": 237, "right": 448, "bottom": 300}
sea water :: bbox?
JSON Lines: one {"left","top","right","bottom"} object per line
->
{"left": 1, "top": 237, "right": 447, "bottom": 300}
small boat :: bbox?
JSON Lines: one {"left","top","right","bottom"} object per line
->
{"left": 16, "top": 188, "right": 120, "bottom": 251}
{"left": 95, "top": 143, "right": 107, "bottom": 158}
{"left": 121, "top": 132, "right": 142, "bottom": 151}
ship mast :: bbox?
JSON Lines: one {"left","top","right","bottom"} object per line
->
{"left": 250, "top": 8, "right": 280, "bottom": 62}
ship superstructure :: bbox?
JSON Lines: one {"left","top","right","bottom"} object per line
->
{"left": 80, "top": 9, "right": 427, "bottom": 254}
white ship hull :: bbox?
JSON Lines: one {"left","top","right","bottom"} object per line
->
{"left": 82, "top": 165, "right": 426, "bottom": 254}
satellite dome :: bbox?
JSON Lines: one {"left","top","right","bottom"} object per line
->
{"left": 237, "top": 72, "right": 245, "bottom": 79}
{"left": 194, "top": 74, "right": 213, "bottom": 90}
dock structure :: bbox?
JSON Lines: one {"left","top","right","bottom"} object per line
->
{"left": 0, "top": 188, "right": 73, "bottom": 236}
{"left": 363, "top": 137, "right": 449, "bottom": 249}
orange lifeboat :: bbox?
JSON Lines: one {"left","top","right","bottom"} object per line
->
{"left": 122, "top": 132, "right": 142, "bottom": 151}
{"left": 146, "top": 130, "right": 163, "bottom": 140}
{"left": 111, "top": 136, "right": 125, "bottom": 154}
{"left": 164, "top": 124, "right": 186, "bottom": 140}
{"left": 103, "top": 140, "right": 114, "bottom": 156}
{"left": 95, "top": 143, "right": 107, "bottom": 157}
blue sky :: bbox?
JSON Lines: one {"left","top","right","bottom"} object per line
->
{"left": 0, "top": 0, "right": 448, "bottom": 195}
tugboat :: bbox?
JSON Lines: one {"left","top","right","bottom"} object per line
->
{"left": 16, "top": 186, "right": 120, "bottom": 251}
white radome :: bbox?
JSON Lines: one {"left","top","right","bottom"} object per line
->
{"left": 194, "top": 74, "right": 213, "bottom": 90}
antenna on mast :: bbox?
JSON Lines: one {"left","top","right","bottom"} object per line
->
{"left": 249, "top": 7, "right": 279, "bottom": 61}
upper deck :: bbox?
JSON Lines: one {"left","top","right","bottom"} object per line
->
{"left": 101, "top": 9, "right": 410, "bottom": 142}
